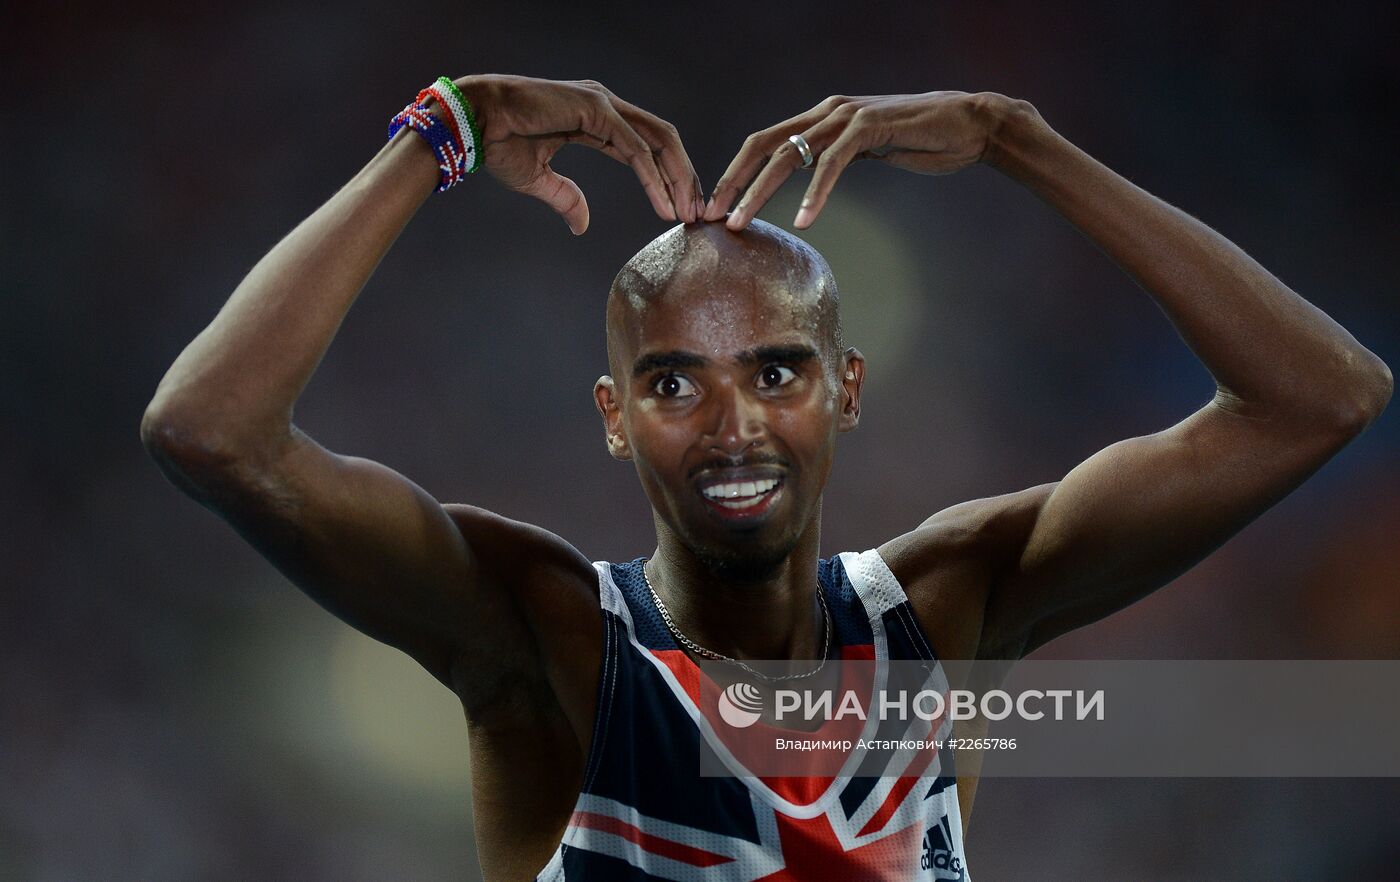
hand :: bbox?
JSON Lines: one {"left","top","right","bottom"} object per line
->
{"left": 704, "top": 91, "right": 1009, "bottom": 230}
{"left": 454, "top": 74, "right": 703, "bottom": 234}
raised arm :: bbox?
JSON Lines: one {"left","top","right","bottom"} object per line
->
{"left": 708, "top": 92, "right": 1392, "bottom": 658}
{"left": 141, "top": 75, "right": 703, "bottom": 700}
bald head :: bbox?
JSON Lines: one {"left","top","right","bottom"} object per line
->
{"left": 606, "top": 220, "right": 842, "bottom": 381}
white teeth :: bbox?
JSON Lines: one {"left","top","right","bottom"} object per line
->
{"left": 717, "top": 495, "right": 765, "bottom": 509}
{"left": 702, "top": 478, "right": 780, "bottom": 501}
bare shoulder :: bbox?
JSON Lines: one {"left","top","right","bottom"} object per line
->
{"left": 877, "top": 484, "right": 1057, "bottom": 660}
{"left": 441, "top": 504, "right": 602, "bottom": 729}
{"left": 441, "top": 506, "right": 607, "bottom": 867}
{"left": 879, "top": 483, "right": 1057, "bottom": 581}
{"left": 442, "top": 504, "right": 601, "bottom": 651}
{"left": 444, "top": 504, "right": 598, "bottom": 593}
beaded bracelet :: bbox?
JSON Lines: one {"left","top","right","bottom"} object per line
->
{"left": 388, "top": 102, "right": 465, "bottom": 192}
{"left": 417, "top": 76, "right": 482, "bottom": 175}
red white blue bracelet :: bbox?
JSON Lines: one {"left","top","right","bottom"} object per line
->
{"left": 388, "top": 101, "right": 466, "bottom": 192}
{"left": 388, "top": 77, "right": 484, "bottom": 192}
{"left": 417, "top": 77, "right": 482, "bottom": 175}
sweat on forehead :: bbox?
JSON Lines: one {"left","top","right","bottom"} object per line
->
{"left": 605, "top": 220, "right": 841, "bottom": 375}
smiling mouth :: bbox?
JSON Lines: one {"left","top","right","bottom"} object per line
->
{"left": 699, "top": 478, "right": 783, "bottom": 510}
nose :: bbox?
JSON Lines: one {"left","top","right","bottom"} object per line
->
{"left": 703, "top": 380, "right": 766, "bottom": 456}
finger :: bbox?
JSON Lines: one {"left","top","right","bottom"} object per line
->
{"left": 612, "top": 98, "right": 703, "bottom": 222}
{"left": 704, "top": 100, "right": 844, "bottom": 221}
{"left": 569, "top": 128, "right": 698, "bottom": 222}
{"left": 795, "top": 125, "right": 870, "bottom": 229}
{"left": 723, "top": 136, "right": 808, "bottom": 230}
{"left": 725, "top": 110, "right": 853, "bottom": 230}
{"left": 521, "top": 165, "right": 590, "bottom": 235}
{"left": 612, "top": 115, "right": 679, "bottom": 222}
{"left": 705, "top": 129, "right": 795, "bottom": 223}
{"left": 580, "top": 98, "right": 677, "bottom": 222}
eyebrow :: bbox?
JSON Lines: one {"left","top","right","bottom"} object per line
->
{"left": 631, "top": 345, "right": 819, "bottom": 377}
{"left": 632, "top": 351, "right": 707, "bottom": 377}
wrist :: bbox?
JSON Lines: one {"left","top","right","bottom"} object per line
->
{"left": 971, "top": 92, "right": 1050, "bottom": 174}
{"left": 451, "top": 74, "right": 494, "bottom": 140}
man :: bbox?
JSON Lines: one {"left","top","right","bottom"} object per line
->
{"left": 142, "top": 74, "right": 1391, "bottom": 881}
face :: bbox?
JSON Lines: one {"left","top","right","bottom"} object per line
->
{"left": 595, "top": 263, "right": 864, "bottom": 580}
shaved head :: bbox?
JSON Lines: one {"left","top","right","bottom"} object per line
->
{"left": 606, "top": 220, "right": 843, "bottom": 383}
{"left": 593, "top": 219, "right": 865, "bottom": 581}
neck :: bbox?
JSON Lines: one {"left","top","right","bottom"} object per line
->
{"left": 646, "top": 503, "right": 826, "bottom": 664}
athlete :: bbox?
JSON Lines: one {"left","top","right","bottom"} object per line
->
{"left": 141, "top": 74, "right": 1391, "bottom": 881}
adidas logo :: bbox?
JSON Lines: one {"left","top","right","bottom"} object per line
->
{"left": 920, "top": 821, "right": 965, "bottom": 880}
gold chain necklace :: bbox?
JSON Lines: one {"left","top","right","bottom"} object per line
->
{"left": 641, "top": 560, "right": 832, "bottom": 683}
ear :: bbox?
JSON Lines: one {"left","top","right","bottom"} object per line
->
{"left": 837, "top": 348, "right": 865, "bottom": 432}
{"left": 594, "top": 375, "right": 632, "bottom": 460}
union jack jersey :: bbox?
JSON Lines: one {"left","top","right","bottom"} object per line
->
{"left": 535, "top": 550, "right": 970, "bottom": 881}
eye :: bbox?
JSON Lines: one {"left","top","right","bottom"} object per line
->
{"left": 653, "top": 373, "right": 697, "bottom": 398}
{"left": 758, "top": 365, "right": 798, "bottom": 388}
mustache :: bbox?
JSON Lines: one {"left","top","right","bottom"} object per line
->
{"left": 687, "top": 452, "right": 789, "bottom": 479}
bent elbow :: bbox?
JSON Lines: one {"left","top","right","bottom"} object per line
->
{"left": 142, "top": 406, "right": 222, "bottom": 465}
{"left": 1322, "top": 353, "right": 1393, "bottom": 439}
{"left": 140, "top": 405, "right": 258, "bottom": 499}
{"left": 1346, "top": 354, "right": 1392, "bottom": 430}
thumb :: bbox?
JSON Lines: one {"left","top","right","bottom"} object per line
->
{"left": 523, "top": 165, "right": 590, "bottom": 235}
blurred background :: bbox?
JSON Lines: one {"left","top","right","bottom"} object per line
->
{"left": 3, "top": 1, "right": 1397, "bottom": 879}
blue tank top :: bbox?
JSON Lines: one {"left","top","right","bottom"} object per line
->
{"left": 534, "top": 550, "right": 970, "bottom": 881}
